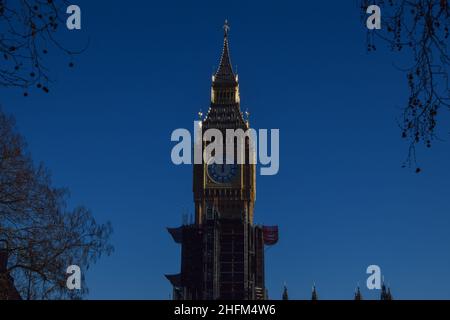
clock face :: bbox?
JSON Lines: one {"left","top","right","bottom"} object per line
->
{"left": 207, "top": 159, "right": 238, "bottom": 184}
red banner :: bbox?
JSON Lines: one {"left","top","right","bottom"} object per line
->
{"left": 263, "top": 226, "right": 279, "bottom": 245}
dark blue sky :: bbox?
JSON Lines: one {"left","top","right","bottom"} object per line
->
{"left": 2, "top": 0, "right": 450, "bottom": 299}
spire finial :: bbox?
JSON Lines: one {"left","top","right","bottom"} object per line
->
{"left": 213, "top": 20, "right": 237, "bottom": 85}
{"left": 311, "top": 283, "right": 318, "bottom": 300}
{"left": 282, "top": 283, "right": 289, "bottom": 300}
{"left": 223, "top": 19, "right": 230, "bottom": 36}
{"left": 354, "top": 285, "right": 362, "bottom": 300}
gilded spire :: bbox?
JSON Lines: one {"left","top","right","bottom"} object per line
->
{"left": 354, "top": 286, "right": 362, "bottom": 300}
{"left": 311, "top": 284, "right": 318, "bottom": 300}
{"left": 282, "top": 284, "right": 289, "bottom": 300}
{"left": 380, "top": 279, "right": 393, "bottom": 300}
{"left": 387, "top": 287, "right": 393, "bottom": 300}
{"left": 213, "top": 19, "right": 237, "bottom": 86}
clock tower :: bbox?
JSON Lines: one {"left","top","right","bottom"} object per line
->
{"left": 166, "top": 21, "right": 278, "bottom": 300}
{"left": 194, "top": 19, "right": 256, "bottom": 227}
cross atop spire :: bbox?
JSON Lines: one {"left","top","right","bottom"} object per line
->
{"left": 223, "top": 19, "right": 230, "bottom": 36}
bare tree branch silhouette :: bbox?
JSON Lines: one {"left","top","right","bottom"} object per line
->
{"left": 0, "top": 109, "right": 113, "bottom": 300}
{"left": 361, "top": 0, "right": 450, "bottom": 171}
{"left": 0, "top": 0, "right": 85, "bottom": 95}
{"left": 1, "top": 1, "right": 112, "bottom": 300}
